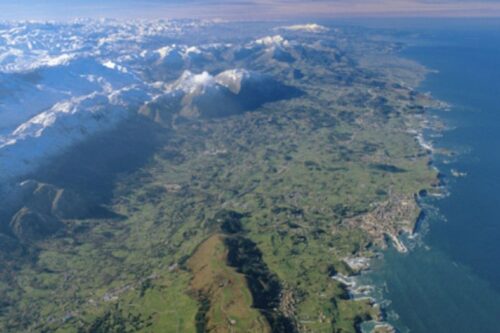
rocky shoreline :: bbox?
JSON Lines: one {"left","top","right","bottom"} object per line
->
{"left": 329, "top": 70, "right": 450, "bottom": 332}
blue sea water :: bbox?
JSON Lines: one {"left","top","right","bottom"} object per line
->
{"left": 362, "top": 20, "right": 500, "bottom": 333}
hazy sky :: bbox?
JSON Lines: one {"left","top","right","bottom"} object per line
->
{"left": 2, "top": 0, "right": 500, "bottom": 20}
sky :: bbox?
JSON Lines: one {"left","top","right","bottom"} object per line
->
{"left": 1, "top": 0, "right": 500, "bottom": 21}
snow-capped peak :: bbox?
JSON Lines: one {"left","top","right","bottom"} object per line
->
{"left": 278, "top": 23, "right": 329, "bottom": 33}
{"left": 151, "top": 44, "right": 204, "bottom": 62}
{"left": 170, "top": 70, "right": 215, "bottom": 93}
{"left": 0, "top": 85, "right": 153, "bottom": 183}
{"left": 185, "top": 46, "right": 202, "bottom": 55}
{"left": 0, "top": 19, "right": 229, "bottom": 185}
{"left": 0, "top": 52, "right": 77, "bottom": 73}
{"left": 43, "top": 54, "right": 75, "bottom": 67}
{"left": 0, "top": 19, "right": 302, "bottom": 187}
{"left": 255, "top": 35, "right": 289, "bottom": 48}
{"left": 166, "top": 69, "right": 256, "bottom": 95}
{"left": 156, "top": 45, "right": 175, "bottom": 59}
{"left": 101, "top": 60, "right": 128, "bottom": 73}
{"left": 215, "top": 69, "right": 252, "bottom": 94}
{"left": 216, "top": 68, "right": 249, "bottom": 79}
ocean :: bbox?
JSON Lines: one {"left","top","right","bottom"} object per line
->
{"left": 362, "top": 19, "right": 500, "bottom": 333}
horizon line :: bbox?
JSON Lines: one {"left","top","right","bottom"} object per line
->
{"left": 3, "top": 1, "right": 500, "bottom": 21}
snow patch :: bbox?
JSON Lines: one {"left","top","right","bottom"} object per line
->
{"left": 169, "top": 70, "right": 215, "bottom": 93}
{"left": 279, "top": 23, "right": 329, "bottom": 33}
{"left": 255, "top": 35, "right": 289, "bottom": 47}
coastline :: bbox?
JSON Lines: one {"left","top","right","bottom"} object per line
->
{"left": 354, "top": 22, "right": 500, "bottom": 333}
{"left": 328, "top": 39, "right": 450, "bottom": 332}
{"left": 329, "top": 116, "right": 446, "bottom": 333}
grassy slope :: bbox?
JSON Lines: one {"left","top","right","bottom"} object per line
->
{"left": 188, "top": 234, "right": 270, "bottom": 333}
